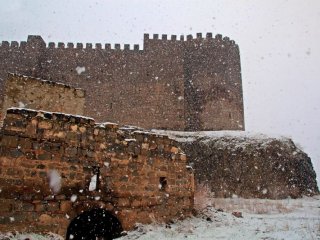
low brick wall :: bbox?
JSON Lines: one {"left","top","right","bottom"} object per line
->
{"left": 0, "top": 108, "right": 194, "bottom": 236}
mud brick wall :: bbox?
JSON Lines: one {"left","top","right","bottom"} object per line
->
{"left": 1, "top": 73, "right": 85, "bottom": 121}
{"left": 0, "top": 108, "right": 194, "bottom": 236}
{"left": 0, "top": 33, "right": 244, "bottom": 131}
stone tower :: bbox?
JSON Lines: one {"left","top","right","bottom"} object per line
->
{"left": 0, "top": 33, "right": 244, "bottom": 131}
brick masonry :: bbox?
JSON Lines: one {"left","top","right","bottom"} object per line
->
{"left": 0, "top": 33, "right": 244, "bottom": 131}
{"left": 0, "top": 108, "right": 194, "bottom": 236}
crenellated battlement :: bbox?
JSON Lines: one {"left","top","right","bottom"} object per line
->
{"left": 0, "top": 32, "right": 237, "bottom": 52}
{"left": 0, "top": 40, "right": 27, "bottom": 49}
{"left": 46, "top": 41, "right": 142, "bottom": 51}
{"left": 143, "top": 32, "right": 237, "bottom": 46}
{"left": 0, "top": 32, "right": 244, "bottom": 131}
{"left": 0, "top": 37, "right": 141, "bottom": 51}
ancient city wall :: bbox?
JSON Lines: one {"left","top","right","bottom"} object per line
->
{"left": 0, "top": 108, "right": 194, "bottom": 236}
{"left": 1, "top": 73, "right": 85, "bottom": 121}
{"left": 0, "top": 33, "right": 244, "bottom": 131}
{"left": 156, "top": 132, "right": 319, "bottom": 199}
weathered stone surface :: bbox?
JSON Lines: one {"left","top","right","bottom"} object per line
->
{"left": 179, "top": 133, "right": 319, "bottom": 199}
{"left": 0, "top": 33, "right": 244, "bottom": 131}
{"left": 0, "top": 108, "right": 194, "bottom": 236}
{"left": 1, "top": 73, "right": 85, "bottom": 121}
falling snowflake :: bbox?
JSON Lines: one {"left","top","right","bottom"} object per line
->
{"left": 70, "top": 194, "right": 77, "bottom": 202}
{"left": 48, "top": 170, "right": 61, "bottom": 194}
{"left": 75, "top": 66, "right": 86, "bottom": 75}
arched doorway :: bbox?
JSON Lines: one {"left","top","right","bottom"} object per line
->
{"left": 66, "top": 208, "right": 123, "bottom": 240}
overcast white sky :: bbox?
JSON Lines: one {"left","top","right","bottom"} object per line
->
{"left": 0, "top": 0, "right": 319, "bottom": 184}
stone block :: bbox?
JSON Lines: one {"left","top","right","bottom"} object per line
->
{"left": 142, "top": 197, "right": 160, "bottom": 206}
{"left": 34, "top": 202, "right": 46, "bottom": 212}
{"left": 93, "top": 128, "right": 99, "bottom": 136}
{"left": 26, "top": 123, "right": 37, "bottom": 136}
{"left": 66, "top": 132, "right": 79, "bottom": 143}
{"left": 0, "top": 199, "right": 13, "bottom": 211}
{"left": 38, "top": 121, "right": 53, "bottom": 130}
{"left": 53, "top": 131, "right": 66, "bottom": 138}
{"left": 18, "top": 137, "right": 32, "bottom": 149}
{"left": 55, "top": 195, "right": 66, "bottom": 200}
{"left": 15, "top": 201, "right": 35, "bottom": 211}
{"left": 10, "top": 149, "right": 23, "bottom": 158}
{"left": 39, "top": 214, "right": 54, "bottom": 224}
{"left": 131, "top": 199, "right": 141, "bottom": 208}
{"left": 70, "top": 124, "right": 78, "bottom": 132}
{"left": 37, "top": 152, "right": 52, "bottom": 160}
{"left": 6, "top": 167, "right": 20, "bottom": 176}
{"left": 2, "top": 135, "right": 19, "bottom": 148}
{"left": 60, "top": 201, "right": 72, "bottom": 212}
{"left": 65, "top": 147, "right": 78, "bottom": 157}
{"left": 46, "top": 202, "right": 60, "bottom": 212}
{"left": 116, "top": 198, "right": 130, "bottom": 207}
{"left": 43, "top": 130, "right": 55, "bottom": 138}
{"left": 79, "top": 126, "right": 86, "bottom": 133}
{"left": 170, "top": 146, "right": 179, "bottom": 154}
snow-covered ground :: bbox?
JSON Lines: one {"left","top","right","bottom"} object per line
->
{"left": 1, "top": 196, "right": 319, "bottom": 240}
{"left": 120, "top": 196, "right": 320, "bottom": 240}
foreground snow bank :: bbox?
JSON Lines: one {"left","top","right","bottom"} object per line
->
{"left": 1, "top": 196, "right": 319, "bottom": 240}
{"left": 119, "top": 196, "right": 320, "bottom": 240}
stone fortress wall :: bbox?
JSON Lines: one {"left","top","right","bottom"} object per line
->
{"left": 1, "top": 73, "right": 85, "bottom": 121}
{"left": 0, "top": 108, "right": 194, "bottom": 236}
{"left": 0, "top": 33, "right": 244, "bottom": 131}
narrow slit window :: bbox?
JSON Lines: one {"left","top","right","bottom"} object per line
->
{"left": 159, "top": 177, "right": 167, "bottom": 191}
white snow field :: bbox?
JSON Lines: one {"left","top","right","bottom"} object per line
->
{"left": 119, "top": 196, "right": 320, "bottom": 240}
{"left": 1, "top": 196, "right": 319, "bottom": 240}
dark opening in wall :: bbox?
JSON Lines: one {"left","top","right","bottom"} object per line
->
{"left": 159, "top": 177, "right": 167, "bottom": 191}
{"left": 66, "top": 208, "right": 123, "bottom": 240}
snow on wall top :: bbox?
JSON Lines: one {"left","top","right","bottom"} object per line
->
{"left": 151, "top": 130, "right": 301, "bottom": 151}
